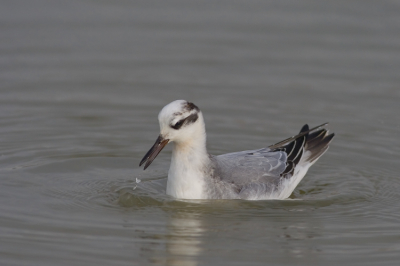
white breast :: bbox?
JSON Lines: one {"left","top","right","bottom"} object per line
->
{"left": 166, "top": 143, "right": 210, "bottom": 199}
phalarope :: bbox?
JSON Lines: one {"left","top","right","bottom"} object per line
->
{"left": 140, "top": 100, "right": 334, "bottom": 200}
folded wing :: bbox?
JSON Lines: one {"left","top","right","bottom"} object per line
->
{"left": 212, "top": 123, "right": 335, "bottom": 199}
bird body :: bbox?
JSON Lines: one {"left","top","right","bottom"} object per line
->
{"left": 140, "top": 100, "right": 334, "bottom": 200}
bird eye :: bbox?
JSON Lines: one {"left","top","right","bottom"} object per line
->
{"left": 171, "top": 119, "right": 185, "bottom": 130}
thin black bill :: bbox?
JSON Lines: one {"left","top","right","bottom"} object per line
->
{"left": 139, "top": 135, "right": 169, "bottom": 170}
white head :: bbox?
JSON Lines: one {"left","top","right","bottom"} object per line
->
{"left": 158, "top": 100, "right": 203, "bottom": 143}
{"left": 140, "top": 100, "right": 205, "bottom": 169}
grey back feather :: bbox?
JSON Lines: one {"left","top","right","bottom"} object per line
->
{"left": 208, "top": 149, "right": 287, "bottom": 199}
{"left": 206, "top": 123, "right": 334, "bottom": 199}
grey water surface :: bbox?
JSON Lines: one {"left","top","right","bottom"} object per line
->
{"left": 1, "top": 0, "right": 400, "bottom": 265}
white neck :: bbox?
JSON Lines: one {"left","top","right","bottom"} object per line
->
{"left": 166, "top": 117, "right": 210, "bottom": 199}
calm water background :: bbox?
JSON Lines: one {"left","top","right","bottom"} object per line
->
{"left": 1, "top": 0, "right": 400, "bottom": 265}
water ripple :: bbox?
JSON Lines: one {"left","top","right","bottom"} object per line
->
{"left": 36, "top": 156, "right": 400, "bottom": 226}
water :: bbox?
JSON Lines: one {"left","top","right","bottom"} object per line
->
{"left": 1, "top": 0, "right": 400, "bottom": 265}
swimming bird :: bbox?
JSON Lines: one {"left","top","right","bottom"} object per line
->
{"left": 140, "top": 100, "right": 334, "bottom": 200}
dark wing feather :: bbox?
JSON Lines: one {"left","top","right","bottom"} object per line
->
{"left": 270, "top": 123, "right": 334, "bottom": 178}
{"left": 275, "top": 124, "right": 308, "bottom": 178}
{"left": 268, "top": 123, "right": 328, "bottom": 150}
{"left": 306, "top": 130, "right": 335, "bottom": 162}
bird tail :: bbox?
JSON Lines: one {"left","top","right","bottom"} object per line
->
{"left": 303, "top": 125, "right": 335, "bottom": 163}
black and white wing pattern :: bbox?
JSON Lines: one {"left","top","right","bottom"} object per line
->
{"left": 211, "top": 123, "right": 335, "bottom": 199}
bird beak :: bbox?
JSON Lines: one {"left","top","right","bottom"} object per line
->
{"left": 139, "top": 135, "right": 170, "bottom": 170}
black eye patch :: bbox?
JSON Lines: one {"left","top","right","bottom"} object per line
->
{"left": 171, "top": 113, "right": 199, "bottom": 130}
